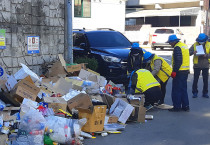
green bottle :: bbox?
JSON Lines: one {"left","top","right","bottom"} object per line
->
{"left": 44, "top": 135, "right": 54, "bottom": 145}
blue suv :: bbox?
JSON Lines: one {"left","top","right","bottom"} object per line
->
{"left": 73, "top": 28, "right": 132, "bottom": 83}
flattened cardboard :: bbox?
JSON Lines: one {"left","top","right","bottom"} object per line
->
{"left": 155, "top": 104, "right": 173, "bottom": 109}
{"left": 11, "top": 79, "right": 40, "bottom": 102}
{"left": 109, "top": 98, "right": 134, "bottom": 124}
{"left": 0, "top": 134, "right": 8, "bottom": 145}
{"left": 78, "top": 105, "right": 107, "bottom": 132}
{"left": 67, "top": 93, "right": 93, "bottom": 111}
{"left": 0, "top": 80, "right": 7, "bottom": 91}
{"left": 79, "top": 69, "right": 107, "bottom": 87}
{"left": 108, "top": 115, "right": 118, "bottom": 124}
{"left": 5, "top": 75, "right": 18, "bottom": 91}
{"left": 23, "top": 75, "right": 34, "bottom": 84}
{"left": 47, "top": 61, "right": 67, "bottom": 77}
{"left": 42, "top": 77, "right": 60, "bottom": 84}
{"left": 2, "top": 111, "right": 16, "bottom": 121}
{"left": 58, "top": 54, "right": 67, "bottom": 67}
{"left": 53, "top": 77, "right": 72, "bottom": 95}
{"left": 43, "top": 97, "right": 67, "bottom": 113}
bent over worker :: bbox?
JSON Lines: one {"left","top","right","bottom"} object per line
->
{"left": 143, "top": 52, "right": 172, "bottom": 105}
{"left": 131, "top": 69, "right": 162, "bottom": 108}
{"left": 167, "top": 35, "right": 190, "bottom": 112}
{"left": 127, "top": 43, "right": 144, "bottom": 74}
{"left": 189, "top": 33, "right": 210, "bottom": 98}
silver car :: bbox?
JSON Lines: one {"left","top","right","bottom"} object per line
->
{"left": 151, "top": 28, "right": 185, "bottom": 50}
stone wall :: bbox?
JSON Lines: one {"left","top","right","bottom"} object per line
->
{"left": 0, "top": 0, "right": 65, "bottom": 75}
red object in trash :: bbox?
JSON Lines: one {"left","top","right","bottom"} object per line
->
{"left": 105, "top": 84, "right": 113, "bottom": 94}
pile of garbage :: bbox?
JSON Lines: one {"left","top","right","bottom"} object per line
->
{"left": 0, "top": 54, "right": 149, "bottom": 145}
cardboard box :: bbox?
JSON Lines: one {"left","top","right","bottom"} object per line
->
{"left": 101, "top": 93, "right": 115, "bottom": 109}
{"left": 67, "top": 93, "right": 93, "bottom": 111}
{"left": 78, "top": 105, "right": 107, "bottom": 132}
{"left": 24, "top": 75, "right": 34, "bottom": 84}
{"left": 91, "top": 95, "right": 104, "bottom": 102}
{"left": 0, "top": 92, "right": 20, "bottom": 106}
{"left": 129, "top": 105, "right": 146, "bottom": 123}
{"left": 43, "top": 97, "right": 67, "bottom": 113}
{"left": 66, "top": 63, "right": 86, "bottom": 73}
{"left": 79, "top": 69, "right": 107, "bottom": 87}
{"left": 108, "top": 115, "right": 118, "bottom": 124}
{"left": 14, "top": 63, "right": 40, "bottom": 82}
{"left": 109, "top": 98, "right": 134, "bottom": 124}
{"left": 11, "top": 79, "right": 40, "bottom": 102}
{"left": 5, "top": 75, "right": 18, "bottom": 91}
{"left": 129, "top": 95, "right": 146, "bottom": 123}
{"left": 58, "top": 54, "right": 86, "bottom": 73}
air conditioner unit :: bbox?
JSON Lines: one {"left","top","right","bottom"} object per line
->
{"left": 155, "top": 4, "right": 162, "bottom": 10}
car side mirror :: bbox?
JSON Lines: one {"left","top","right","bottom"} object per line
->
{"left": 79, "top": 43, "right": 86, "bottom": 49}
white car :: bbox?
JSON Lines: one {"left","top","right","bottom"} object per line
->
{"left": 151, "top": 28, "right": 185, "bottom": 50}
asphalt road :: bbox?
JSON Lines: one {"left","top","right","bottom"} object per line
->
{"left": 84, "top": 48, "right": 210, "bottom": 145}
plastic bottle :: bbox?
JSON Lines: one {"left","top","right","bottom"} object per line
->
{"left": 29, "top": 130, "right": 44, "bottom": 135}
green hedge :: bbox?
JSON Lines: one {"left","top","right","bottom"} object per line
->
{"left": 74, "top": 56, "right": 98, "bottom": 71}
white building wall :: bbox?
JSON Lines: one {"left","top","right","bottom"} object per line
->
{"left": 140, "top": 0, "right": 199, "bottom": 5}
{"left": 73, "top": 0, "right": 126, "bottom": 33}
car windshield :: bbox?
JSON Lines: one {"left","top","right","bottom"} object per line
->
{"left": 155, "top": 29, "right": 174, "bottom": 34}
{"left": 86, "top": 31, "right": 131, "bottom": 47}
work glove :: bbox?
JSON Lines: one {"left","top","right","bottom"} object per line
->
{"left": 171, "top": 72, "right": 176, "bottom": 78}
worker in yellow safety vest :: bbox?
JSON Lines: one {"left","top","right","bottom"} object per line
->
{"left": 167, "top": 34, "right": 190, "bottom": 112}
{"left": 189, "top": 33, "right": 210, "bottom": 98}
{"left": 143, "top": 52, "right": 172, "bottom": 105}
{"left": 131, "top": 69, "right": 162, "bottom": 109}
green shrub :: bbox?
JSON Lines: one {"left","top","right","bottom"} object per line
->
{"left": 74, "top": 56, "right": 98, "bottom": 71}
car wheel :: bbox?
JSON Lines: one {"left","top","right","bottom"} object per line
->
{"left": 151, "top": 47, "right": 156, "bottom": 50}
{"left": 160, "top": 47, "right": 164, "bottom": 50}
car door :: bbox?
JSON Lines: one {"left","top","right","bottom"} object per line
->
{"left": 73, "top": 32, "right": 89, "bottom": 58}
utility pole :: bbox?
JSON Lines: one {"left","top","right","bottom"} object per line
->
{"left": 66, "top": 0, "right": 73, "bottom": 64}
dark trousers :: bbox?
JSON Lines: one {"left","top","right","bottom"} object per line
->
{"left": 192, "top": 68, "right": 209, "bottom": 94}
{"left": 160, "top": 80, "right": 168, "bottom": 104}
{"left": 144, "top": 86, "right": 162, "bottom": 106}
{"left": 172, "top": 71, "right": 189, "bottom": 109}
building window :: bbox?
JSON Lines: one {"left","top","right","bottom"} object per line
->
{"left": 74, "top": 0, "right": 91, "bottom": 17}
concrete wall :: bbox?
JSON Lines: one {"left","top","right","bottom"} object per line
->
{"left": 73, "top": 0, "right": 126, "bottom": 33}
{"left": 0, "top": 0, "right": 65, "bottom": 75}
{"left": 0, "top": 0, "right": 126, "bottom": 75}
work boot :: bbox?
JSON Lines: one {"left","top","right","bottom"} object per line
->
{"left": 192, "top": 93, "right": 198, "bottom": 98}
{"left": 182, "top": 106, "right": 190, "bottom": 112}
{"left": 202, "top": 93, "right": 209, "bottom": 98}
{"left": 168, "top": 107, "right": 181, "bottom": 112}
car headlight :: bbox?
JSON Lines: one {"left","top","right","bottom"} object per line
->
{"left": 101, "top": 55, "right": 121, "bottom": 62}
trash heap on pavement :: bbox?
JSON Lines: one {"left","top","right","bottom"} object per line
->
{"left": 0, "top": 54, "right": 152, "bottom": 145}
